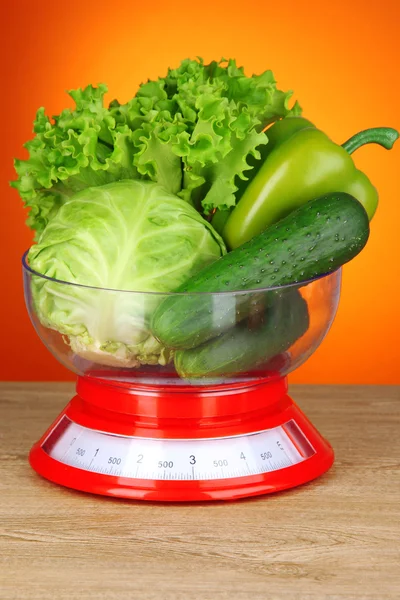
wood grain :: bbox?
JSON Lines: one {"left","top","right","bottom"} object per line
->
{"left": 0, "top": 383, "right": 399, "bottom": 600}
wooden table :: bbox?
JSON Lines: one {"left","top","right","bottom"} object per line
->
{"left": 0, "top": 383, "right": 399, "bottom": 600}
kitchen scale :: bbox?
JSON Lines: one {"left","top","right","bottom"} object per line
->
{"left": 24, "top": 256, "right": 341, "bottom": 502}
{"left": 29, "top": 374, "right": 334, "bottom": 501}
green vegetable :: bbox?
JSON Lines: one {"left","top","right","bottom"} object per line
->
{"left": 223, "top": 121, "right": 399, "bottom": 249}
{"left": 151, "top": 192, "right": 369, "bottom": 350}
{"left": 13, "top": 85, "right": 140, "bottom": 236}
{"left": 28, "top": 180, "right": 226, "bottom": 367}
{"left": 12, "top": 58, "right": 301, "bottom": 236}
{"left": 174, "top": 289, "right": 309, "bottom": 378}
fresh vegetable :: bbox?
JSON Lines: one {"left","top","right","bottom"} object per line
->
{"left": 28, "top": 180, "right": 226, "bottom": 367}
{"left": 14, "top": 57, "right": 391, "bottom": 380}
{"left": 223, "top": 122, "right": 399, "bottom": 249}
{"left": 12, "top": 58, "right": 300, "bottom": 237}
{"left": 174, "top": 289, "right": 309, "bottom": 378}
{"left": 151, "top": 192, "right": 369, "bottom": 350}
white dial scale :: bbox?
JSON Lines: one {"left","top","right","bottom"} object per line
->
{"left": 43, "top": 416, "right": 315, "bottom": 481}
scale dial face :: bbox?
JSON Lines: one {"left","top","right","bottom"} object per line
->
{"left": 42, "top": 416, "right": 315, "bottom": 481}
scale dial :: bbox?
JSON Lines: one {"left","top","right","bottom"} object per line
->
{"left": 43, "top": 416, "right": 315, "bottom": 482}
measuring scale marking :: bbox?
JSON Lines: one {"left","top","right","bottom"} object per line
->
{"left": 42, "top": 416, "right": 315, "bottom": 481}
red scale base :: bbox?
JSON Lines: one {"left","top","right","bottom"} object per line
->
{"left": 29, "top": 376, "right": 334, "bottom": 501}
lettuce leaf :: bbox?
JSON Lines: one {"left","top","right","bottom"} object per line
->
{"left": 12, "top": 85, "right": 140, "bottom": 235}
{"left": 113, "top": 58, "right": 301, "bottom": 213}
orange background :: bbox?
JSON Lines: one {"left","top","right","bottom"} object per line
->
{"left": 1, "top": 0, "right": 399, "bottom": 383}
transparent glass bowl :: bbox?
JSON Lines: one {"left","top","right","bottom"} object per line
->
{"left": 22, "top": 252, "right": 341, "bottom": 387}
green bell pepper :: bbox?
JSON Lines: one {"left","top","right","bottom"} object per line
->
{"left": 222, "top": 119, "right": 399, "bottom": 249}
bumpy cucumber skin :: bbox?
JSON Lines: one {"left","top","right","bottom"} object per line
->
{"left": 151, "top": 193, "right": 369, "bottom": 350}
{"left": 174, "top": 290, "right": 309, "bottom": 378}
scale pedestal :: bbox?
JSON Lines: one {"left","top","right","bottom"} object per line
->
{"left": 29, "top": 376, "right": 334, "bottom": 501}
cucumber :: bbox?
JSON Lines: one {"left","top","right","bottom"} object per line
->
{"left": 174, "top": 289, "right": 309, "bottom": 378}
{"left": 151, "top": 192, "right": 369, "bottom": 350}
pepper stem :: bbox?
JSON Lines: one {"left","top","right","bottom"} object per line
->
{"left": 342, "top": 127, "right": 399, "bottom": 154}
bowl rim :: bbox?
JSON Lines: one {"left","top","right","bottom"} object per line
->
{"left": 22, "top": 249, "right": 341, "bottom": 297}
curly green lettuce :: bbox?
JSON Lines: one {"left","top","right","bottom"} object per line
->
{"left": 12, "top": 58, "right": 301, "bottom": 236}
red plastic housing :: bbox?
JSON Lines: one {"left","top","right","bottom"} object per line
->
{"left": 29, "top": 375, "right": 334, "bottom": 501}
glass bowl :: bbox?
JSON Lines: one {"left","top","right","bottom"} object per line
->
{"left": 22, "top": 251, "right": 341, "bottom": 389}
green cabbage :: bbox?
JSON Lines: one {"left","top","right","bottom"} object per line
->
{"left": 28, "top": 180, "right": 226, "bottom": 367}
